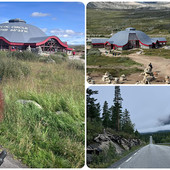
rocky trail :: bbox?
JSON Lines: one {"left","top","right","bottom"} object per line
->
{"left": 128, "top": 53, "right": 170, "bottom": 78}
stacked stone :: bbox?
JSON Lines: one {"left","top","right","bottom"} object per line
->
{"left": 102, "top": 72, "right": 113, "bottom": 84}
{"left": 165, "top": 75, "right": 170, "bottom": 84}
{"left": 87, "top": 75, "right": 95, "bottom": 84}
{"left": 142, "top": 65, "right": 155, "bottom": 84}
{"left": 26, "top": 45, "right": 31, "bottom": 52}
{"left": 119, "top": 74, "right": 126, "bottom": 82}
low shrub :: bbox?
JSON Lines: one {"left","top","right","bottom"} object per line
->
{"left": 88, "top": 144, "right": 116, "bottom": 168}
{"left": 7, "top": 51, "right": 39, "bottom": 61}
{"left": 54, "top": 52, "right": 68, "bottom": 58}
{"left": 0, "top": 58, "right": 30, "bottom": 79}
{"left": 87, "top": 48, "right": 101, "bottom": 56}
{"left": 67, "top": 60, "right": 84, "bottom": 70}
{"left": 50, "top": 55, "right": 67, "bottom": 64}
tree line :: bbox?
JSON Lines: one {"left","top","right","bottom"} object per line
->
{"left": 87, "top": 86, "right": 139, "bottom": 136}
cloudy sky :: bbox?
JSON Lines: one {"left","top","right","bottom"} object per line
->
{"left": 89, "top": 86, "right": 170, "bottom": 133}
{"left": 0, "top": 2, "right": 84, "bottom": 45}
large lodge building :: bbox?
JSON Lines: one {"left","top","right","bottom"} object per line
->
{"left": 0, "top": 18, "right": 73, "bottom": 52}
{"left": 91, "top": 27, "right": 167, "bottom": 50}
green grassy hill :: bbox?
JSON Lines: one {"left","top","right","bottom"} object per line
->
{"left": 87, "top": 8, "right": 170, "bottom": 45}
{"left": 0, "top": 51, "right": 84, "bottom": 168}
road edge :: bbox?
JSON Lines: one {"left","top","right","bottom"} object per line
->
{"left": 108, "top": 145, "right": 144, "bottom": 168}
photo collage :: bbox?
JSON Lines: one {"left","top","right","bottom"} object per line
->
{"left": 0, "top": 1, "right": 170, "bottom": 169}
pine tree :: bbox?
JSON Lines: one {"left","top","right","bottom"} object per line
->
{"left": 121, "top": 109, "right": 135, "bottom": 134}
{"left": 87, "top": 88, "right": 100, "bottom": 121}
{"left": 111, "top": 86, "right": 123, "bottom": 131}
{"left": 102, "top": 101, "right": 111, "bottom": 128}
{"left": 135, "top": 129, "right": 140, "bottom": 138}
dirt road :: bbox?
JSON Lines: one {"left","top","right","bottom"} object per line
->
{"left": 128, "top": 53, "right": 170, "bottom": 77}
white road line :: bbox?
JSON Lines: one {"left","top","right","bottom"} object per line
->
{"left": 134, "top": 152, "right": 137, "bottom": 155}
{"left": 125, "top": 157, "right": 132, "bottom": 163}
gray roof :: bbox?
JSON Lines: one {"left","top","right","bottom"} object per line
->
{"left": 0, "top": 19, "right": 47, "bottom": 43}
{"left": 108, "top": 28, "right": 153, "bottom": 46}
{"left": 91, "top": 38, "right": 108, "bottom": 44}
{"left": 92, "top": 27, "right": 166, "bottom": 47}
{"left": 151, "top": 37, "right": 167, "bottom": 43}
{"left": 28, "top": 36, "right": 50, "bottom": 43}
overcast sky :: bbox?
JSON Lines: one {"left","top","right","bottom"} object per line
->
{"left": 89, "top": 86, "right": 170, "bottom": 133}
{"left": 0, "top": 2, "right": 84, "bottom": 45}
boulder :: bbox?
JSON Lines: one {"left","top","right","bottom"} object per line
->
{"left": 113, "top": 77, "right": 119, "bottom": 84}
{"left": 120, "top": 138, "right": 130, "bottom": 150}
{"left": 98, "top": 141, "right": 123, "bottom": 154}
{"left": 26, "top": 45, "right": 31, "bottom": 52}
{"left": 17, "top": 99, "right": 42, "bottom": 109}
{"left": 165, "top": 75, "right": 170, "bottom": 84}
{"left": 94, "top": 134, "right": 110, "bottom": 142}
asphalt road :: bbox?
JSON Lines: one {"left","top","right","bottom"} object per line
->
{"left": 116, "top": 144, "right": 170, "bottom": 168}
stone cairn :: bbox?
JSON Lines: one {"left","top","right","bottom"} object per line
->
{"left": 102, "top": 72, "right": 113, "bottom": 84}
{"left": 142, "top": 64, "right": 155, "bottom": 84}
{"left": 87, "top": 74, "right": 95, "bottom": 84}
{"left": 37, "top": 46, "right": 42, "bottom": 55}
{"left": 120, "top": 74, "right": 126, "bottom": 82}
{"left": 26, "top": 45, "right": 31, "bottom": 52}
{"left": 102, "top": 72, "right": 127, "bottom": 84}
{"left": 165, "top": 76, "right": 170, "bottom": 84}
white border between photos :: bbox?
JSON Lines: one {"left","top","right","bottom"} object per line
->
{"left": 1, "top": 0, "right": 170, "bottom": 170}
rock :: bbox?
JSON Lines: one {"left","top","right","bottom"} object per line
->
{"left": 120, "top": 138, "right": 130, "bottom": 150}
{"left": 136, "top": 50, "right": 143, "bottom": 55}
{"left": 17, "top": 100, "right": 43, "bottom": 109}
{"left": 144, "top": 66, "right": 152, "bottom": 75}
{"left": 113, "top": 77, "right": 119, "bottom": 84}
{"left": 94, "top": 134, "right": 110, "bottom": 142}
{"left": 46, "top": 58, "right": 56, "bottom": 63}
{"left": 37, "top": 46, "right": 42, "bottom": 55}
{"left": 87, "top": 75, "right": 95, "bottom": 84}
{"left": 56, "top": 111, "right": 63, "bottom": 115}
{"left": 102, "top": 72, "right": 113, "bottom": 83}
{"left": 143, "top": 75, "right": 154, "bottom": 84}
{"left": 165, "top": 75, "right": 170, "bottom": 84}
{"left": 87, "top": 132, "right": 143, "bottom": 165}
{"left": 26, "top": 45, "right": 31, "bottom": 52}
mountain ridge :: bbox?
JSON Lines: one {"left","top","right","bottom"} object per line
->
{"left": 87, "top": 2, "right": 170, "bottom": 10}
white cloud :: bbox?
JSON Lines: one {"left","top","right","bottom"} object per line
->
{"left": 41, "top": 28, "right": 48, "bottom": 33}
{"left": 52, "top": 17, "right": 57, "bottom": 20}
{"left": 49, "top": 28, "right": 84, "bottom": 45}
{"left": 139, "top": 124, "right": 170, "bottom": 133}
{"left": 0, "top": 17, "right": 9, "bottom": 23}
{"left": 31, "top": 12, "right": 50, "bottom": 17}
{"left": 50, "top": 28, "right": 84, "bottom": 38}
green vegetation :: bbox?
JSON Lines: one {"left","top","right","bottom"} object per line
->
{"left": 143, "top": 49, "right": 170, "bottom": 59}
{"left": 141, "top": 131, "right": 170, "bottom": 144}
{"left": 90, "top": 144, "right": 144, "bottom": 168}
{"left": 87, "top": 8, "right": 170, "bottom": 45}
{"left": 0, "top": 57, "right": 30, "bottom": 79}
{"left": 0, "top": 51, "right": 84, "bottom": 168}
{"left": 87, "top": 55, "right": 141, "bottom": 67}
{"left": 87, "top": 48, "right": 142, "bottom": 77}
{"left": 87, "top": 87, "right": 142, "bottom": 168}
